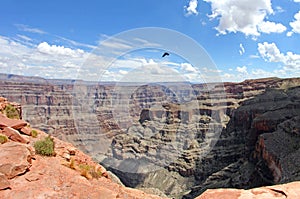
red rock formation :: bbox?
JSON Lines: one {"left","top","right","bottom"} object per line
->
{"left": 0, "top": 142, "right": 32, "bottom": 179}
{"left": 196, "top": 181, "right": 300, "bottom": 199}
{"left": 2, "top": 127, "right": 30, "bottom": 144}
{"left": 0, "top": 114, "right": 27, "bottom": 130}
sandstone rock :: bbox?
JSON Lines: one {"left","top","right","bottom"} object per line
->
{"left": 62, "top": 152, "right": 71, "bottom": 161}
{"left": 0, "top": 113, "right": 27, "bottom": 130}
{"left": 67, "top": 146, "right": 76, "bottom": 155}
{"left": 196, "top": 181, "right": 300, "bottom": 199}
{"left": 0, "top": 142, "right": 32, "bottom": 179}
{"left": 0, "top": 173, "right": 10, "bottom": 190}
{"left": 20, "top": 126, "right": 32, "bottom": 136}
{"left": 2, "top": 127, "right": 29, "bottom": 144}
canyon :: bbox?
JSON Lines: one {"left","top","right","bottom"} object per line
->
{"left": 0, "top": 73, "right": 300, "bottom": 198}
{"left": 0, "top": 97, "right": 167, "bottom": 198}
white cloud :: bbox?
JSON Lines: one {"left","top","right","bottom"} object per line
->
{"left": 289, "top": 11, "right": 300, "bottom": 35}
{"left": 294, "top": 0, "right": 300, "bottom": 2}
{"left": 258, "top": 21, "right": 287, "bottom": 34}
{"left": 223, "top": 41, "right": 300, "bottom": 82}
{"left": 15, "top": 24, "right": 46, "bottom": 34}
{"left": 37, "top": 42, "right": 84, "bottom": 58}
{"left": 184, "top": 0, "right": 199, "bottom": 16}
{"left": 56, "top": 36, "right": 96, "bottom": 49}
{"left": 17, "top": 34, "right": 32, "bottom": 41}
{"left": 287, "top": 31, "right": 293, "bottom": 37}
{"left": 239, "top": 43, "right": 245, "bottom": 55}
{"left": 258, "top": 42, "right": 285, "bottom": 62}
{"left": 236, "top": 66, "right": 248, "bottom": 74}
{"left": 119, "top": 70, "right": 128, "bottom": 75}
{"left": 257, "top": 42, "right": 300, "bottom": 75}
{"left": 204, "top": 0, "right": 286, "bottom": 37}
{"left": 180, "top": 63, "right": 198, "bottom": 73}
{"left": 0, "top": 35, "right": 91, "bottom": 80}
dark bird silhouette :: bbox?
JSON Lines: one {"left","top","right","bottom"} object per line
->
{"left": 162, "top": 52, "right": 169, "bottom": 57}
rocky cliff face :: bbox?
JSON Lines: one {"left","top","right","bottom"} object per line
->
{"left": 0, "top": 73, "right": 300, "bottom": 198}
{"left": 185, "top": 85, "right": 300, "bottom": 198}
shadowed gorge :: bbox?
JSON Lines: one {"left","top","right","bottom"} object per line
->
{"left": 0, "top": 74, "right": 300, "bottom": 198}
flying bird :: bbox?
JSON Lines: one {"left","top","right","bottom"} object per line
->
{"left": 162, "top": 52, "right": 169, "bottom": 57}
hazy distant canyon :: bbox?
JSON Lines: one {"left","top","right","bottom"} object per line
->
{"left": 0, "top": 73, "right": 299, "bottom": 198}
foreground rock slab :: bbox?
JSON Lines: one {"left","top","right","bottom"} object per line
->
{"left": 196, "top": 181, "right": 300, "bottom": 199}
{"left": 0, "top": 142, "right": 32, "bottom": 179}
{"left": 1, "top": 155, "right": 167, "bottom": 199}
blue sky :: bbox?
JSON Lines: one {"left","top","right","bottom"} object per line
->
{"left": 0, "top": 0, "right": 300, "bottom": 82}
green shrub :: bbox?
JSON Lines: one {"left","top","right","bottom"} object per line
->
{"left": 3, "top": 104, "right": 20, "bottom": 119}
{"left": 79, "top": 164, "right": 92, "bottom": 179}
{"left": 31, "top": 129, "right": 38, "bottom": 138}
{"left": 90, "top": 167, "right": 103, "bottom": 179}
{"left": 34, "top": 136, "right": 55, "bottom": 156}
{"left": 0, "top": 134, "right": 8, "bottom": 144}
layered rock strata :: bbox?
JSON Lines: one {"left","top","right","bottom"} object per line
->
{"left": 1, "top": 73, "right": 300, "bottom": 198}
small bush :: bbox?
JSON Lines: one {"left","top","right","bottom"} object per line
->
{"left": 90, "top": 166, "right": 103, "bottom": 179}
{"left": 31, "top": 129, "right": 38, "bottom": 138}
{"left": 64, "top": 158, "right": 103, "bottom": 179}
{"left": 79, "top": 164, "right": 92, "bottom": 179}
{"left": 34, "top": 136, "right": 55, "bottom": 156}
{"left": 3, "top": 104, "right": 20, "bottom": 119}
{"left": 0, "top": 134, "right": 8, "bottom": 144}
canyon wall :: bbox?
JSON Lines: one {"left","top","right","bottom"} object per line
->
{"left": 0, "top": 73, "right": 300, "bottom": 198}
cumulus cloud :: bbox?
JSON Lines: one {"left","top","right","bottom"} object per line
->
{"left": 258, "top": 42, "right": 285, "bottom": 62}
{"left": 239, "top": 43, "right": 245, "bottom": 55}
{"left": 37, "top": 42, "right": 84, "bottom": 58}
{"left": 204, "top": 0, "right": 286, "bottom": 37}
{"left": 288, "top": 11, "right": 300, "bottom": 36}
{"left": 184, "top": 0, "right": 199, "bottom": 16}
{"left": 0, "top": 35, "right": 91, "bottom": 80}
{"left": 180, "top": 63, "right": 198, "bottom": 73}
{"left": 258, "top": 42, "right": 300, "bottom": 73}
{"left": 258, "top": 21, "right": 287, "bottom": 34}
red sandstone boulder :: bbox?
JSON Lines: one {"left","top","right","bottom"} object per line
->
{"left": 20, "top": 126, "right": 32, "bottom": 136}
{"left": 0, "top": 113, "right": 27, "bottom": 130}
{"left": 2, "top": 127, "right": 29, "bottom": 144}
{"left": 0, "top": 142, "right": 32, "bottom": 179}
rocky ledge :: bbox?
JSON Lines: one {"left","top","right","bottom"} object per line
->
{"left": 0, "top": 97, "right": 166, "bottom": 199}
{"left": 196, "top": 181, "right": 300, "bottom": 199}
